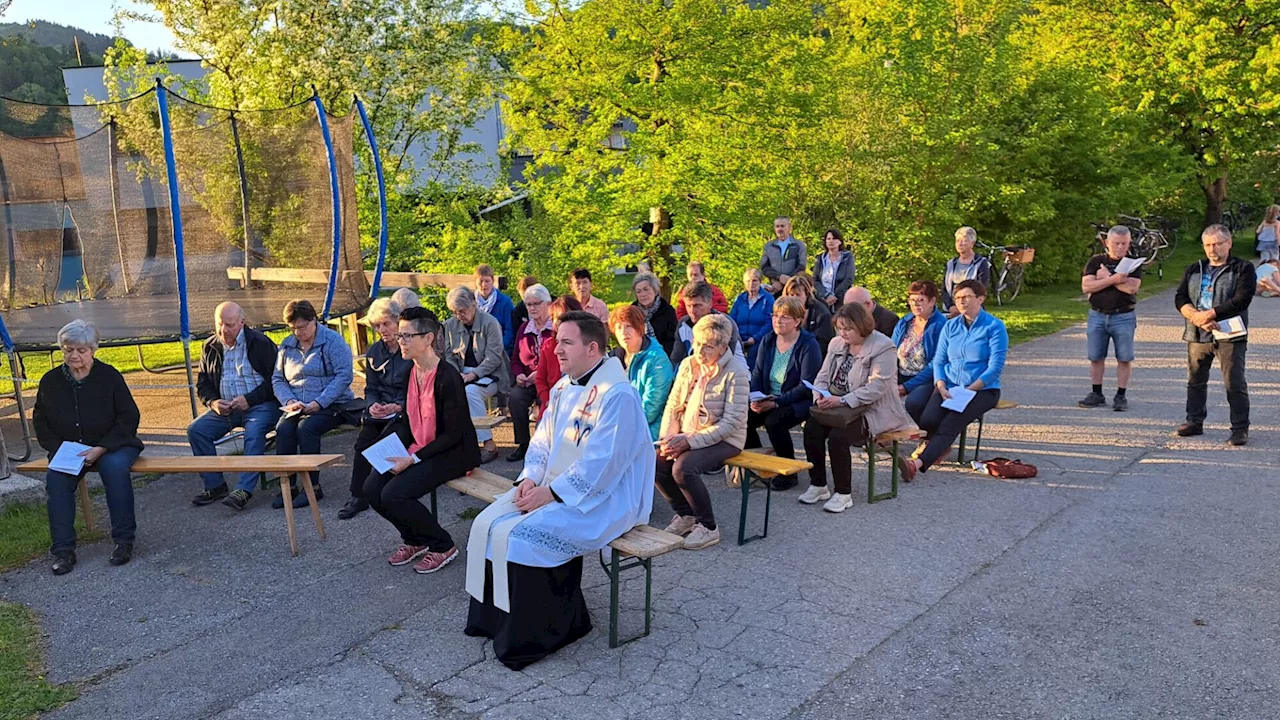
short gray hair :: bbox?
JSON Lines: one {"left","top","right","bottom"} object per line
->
{"left": 363, "top": 296, "right": 403, "bottom": 325}
{"left": 57, "top": 319, "right": 99, "bottom": 351}
{"left": 632, "top": 273, "right": 661, "bottom": 295}
{"left": 1107, "top": 225, "right": 1132, "bottom": 240}
{"left": 390, "top": 287, "right": 421, "bottom": 311}
{"left": 523, "top": 283, "right": 553, "bottom": 305}
{"left": 955, "top": 226, "right": 977, "bottom": 243}
{"left": 446, "top": 285, "right": 476, "bottom": 311}
{"left": 692, "top": 314, "right": 733, "bottom": 349}
{"left": 1202, "top": 224, "right": 1232, "bottom": 244}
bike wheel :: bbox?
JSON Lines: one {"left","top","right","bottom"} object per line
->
{"left": 995, "top": 265, "right": 1011, "bottom": 305}
{"left": 1006, "top": 263, "right": 1026, "bottom": 302}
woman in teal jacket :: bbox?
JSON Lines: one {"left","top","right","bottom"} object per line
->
{"left": 610, "top": 305, "right": 676, "bottom": 440}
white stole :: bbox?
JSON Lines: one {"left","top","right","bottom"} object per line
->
{"left": 465, "top": 357, "right": 629, "bottom": 611}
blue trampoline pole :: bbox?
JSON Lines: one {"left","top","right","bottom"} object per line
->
{"left": 354, "top": 94, "right": 388, "bottom": 298}
{"left": 156, "top": 80, "right": 198, "bottom": 418}
{"left": 312, "top": 91, "right": 342, "bottom": 321}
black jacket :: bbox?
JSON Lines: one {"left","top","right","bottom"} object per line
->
{"left": 633, "top": 296, "right": 679, "bottom": 355}
{"left": 1174, "top": 255, "right": 1256, "bottom": 343}
{"left": 804, "top": 299, "right": 836, "bottom": 352}
{"left": 34, "top": 361, "right": 144, "bottom": 458}
{"left": 196, "top": 327, "right": 278, "bottom": 408}
{"left": 363, "top": 339, "right": 412, "bottom": 407}
{"left": 380, "top": 360, "right": 480, "bottom": 479}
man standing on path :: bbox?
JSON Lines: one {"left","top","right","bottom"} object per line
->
{"left": 1173, "top": 224, "right": 1256, "bottom": 445}
{"left": 761, "top": 217, "right": 806, "bottom": 295}
{"left": 1079, "top": 226, "right": 1143, "bottom": 411}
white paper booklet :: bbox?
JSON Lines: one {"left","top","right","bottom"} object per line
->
{"left": 748, "top": 391, "right": 773, "bottom": 402}
{"left": 361, "top": 433, "right": 420, "bottom": 475}
{"left": 941, "top": 386, "right": 977, "bottom": 413}
{"left": 1212, "top": 316, "right": 1247, "bottom": 341}
{"left": 49, "top": 441, "right": 93, "bottom": 475}
{"left": 1114, "top": 256, "right": 1146, "bottom": 275}
{"left": 802, "top": 380, "right": 832, "bottom": 398}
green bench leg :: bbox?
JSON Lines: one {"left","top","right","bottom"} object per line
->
{"left": 736, "top": 469, "right": 773, "bottom": 546}
{"left": 865, "top": 439, "right": 900, "bottom": 504}
{"left": 599, "top": 548, "right": 653, "bottom": 648}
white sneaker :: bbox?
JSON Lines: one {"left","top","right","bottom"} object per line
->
{"left": 823, "top": 493, "right": 854, "bottom": 513}
{"left": 683, "top": 524, "right": 721, "bottom": 550}
{"left": 798, "top": 485, "right": 831, "bottom": 504}
{"left": 663, "top": 514, "right": 696, "bottom": 536}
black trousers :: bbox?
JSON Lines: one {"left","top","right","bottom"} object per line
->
{"left": 802, "top": 418, "right": 868, "bottom": 495}
{"left": 465, "top": 557, "right": 592, "bottom": 671}
{"left": 363, "top": 461, "right": 454, "bottom": 551}
{"left": 349, "top": 419, "right": 392, "bottom": 498}
{"left": 507, "top": 384, "right": 539, "bottom": 448}
{"left": 745, "top": 405, "right": 801, "bottom": 461}
{"left": 653, "top": 441, "right": 739, "bottom": 530}
{"left": 916, "top": 388, "right": 1001, "bottom": 470}
{"left": 1186, "top": 340, "right": 1249, "bottom": 432}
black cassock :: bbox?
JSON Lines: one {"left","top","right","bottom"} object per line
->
{"left": 464, "top": 557, "right": 592, "bottom": 670}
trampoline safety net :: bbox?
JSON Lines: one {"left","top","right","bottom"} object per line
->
{"left": 0, "top": 87, "right": 370, "bottom": 351}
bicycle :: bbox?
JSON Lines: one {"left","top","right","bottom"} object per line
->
{"left": 975, "top": 240, "right": 1035, "bottom": 305}
{"left": 1093, "top": 214, "right": 1175, "bottom": 278}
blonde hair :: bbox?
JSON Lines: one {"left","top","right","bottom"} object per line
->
{"left": 783, "top": 274, "right": 815, "bottom": 301}
{"left": 692, "top": 313, "right": 733, "bottom": 348}
{"left": 742, "top": 267, "right": 763, "bottom": 284}
{"left": 1265, "top": 205, "right": 1280, "bottom": 224}
{"left": 773, "top": 296, "right": 806, "bottom": 321}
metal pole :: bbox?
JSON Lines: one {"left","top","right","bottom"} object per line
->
{"left": 181, "top": 338, "right": 197, "bottom": 419}
{"left": 230, "top": 112, "right": 253, "bottom": 290}
{"left": 311, "top": 91, "right": 342, "bottom": 321}
{"left": 1, "top": 156, "right": 16, "bottom": 310}
{"left": 5, "top": 349, "right": 32, "bottom": 462}
{"left": 107, "top": 120, "right": 131, "bottom": 295}
{"left": 353, "top": 95, "right": 388, "bottom": 297}
{"left": 155, "top": 81, "right": 195, "bottom": 418}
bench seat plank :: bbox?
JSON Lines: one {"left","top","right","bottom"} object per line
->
{"left": 723, "top": 451, "right": 813, "bottom": 479}
{"left": 471, "top": 415, "right": 508, "bottom": 430}
{"left": 18, "top": 454, "right": 344, "bottom": 475}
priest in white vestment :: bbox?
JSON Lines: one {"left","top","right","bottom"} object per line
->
{"left": 465, "top": 310, "right": 655, "bottom": 669}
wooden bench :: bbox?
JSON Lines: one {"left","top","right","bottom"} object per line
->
{"left": 956, "top": 399, "right": 1019, "bottom": 463}
{"left": 722, "top": 451, "right": 814, "bottom": 546}
{"left": 471, "top": 415, "right": 507, "bottom": 431}
{"left": 17, "top": 455, "right": 343, "bottom": 557}
{"left": 865, "top": 429, "right": 922, "bottom": 504}
{"left": 430, "top": 468, "right": 684, "bottom": 648}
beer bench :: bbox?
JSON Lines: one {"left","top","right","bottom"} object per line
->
{"left": 431, "top": 468, "right": 684, "bottom": 648}
{"left": 866, "top": 429, "right": 923, "bottom": 503}
{"left": 956, "top": 399, "right": 1019, "bottom": 463}
{"left": 17, "top": 454, "right": 343, "bottom": 557}
{"left": 721, "top": 452, "right": 814, "bottom": 546}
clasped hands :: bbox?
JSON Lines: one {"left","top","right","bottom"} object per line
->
{"left": 656, "top": 434, "right": 691, "bottom": 460}
{"left": 514, "top": 478, "right": 555, "bottom": 512}
{"left": 210, "top": 395, "right": 250, "bottom": 415}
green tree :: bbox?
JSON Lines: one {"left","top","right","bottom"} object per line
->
{"left": 1034, "top": 0, "right": 1280, "bottom": 227}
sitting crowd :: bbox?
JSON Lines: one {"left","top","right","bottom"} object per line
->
{"left": 34, "top": 218, "right": 1007, "bottom": 580}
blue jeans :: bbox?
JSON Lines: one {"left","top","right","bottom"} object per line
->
{"left": 1086, "top": 310, "right": 1136, "bottom": 362}
{"left": 274, "top": 408, "right": 346, "bottom": 485}
{"left": 46, "top": 445, "right": 141, "bottom": 553}
{"left": 187, "top": 403, "right": 282, "bottom": 492}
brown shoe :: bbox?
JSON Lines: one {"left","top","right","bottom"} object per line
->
{"left": 897, "top": 454, "right": 919, "bottom": 483}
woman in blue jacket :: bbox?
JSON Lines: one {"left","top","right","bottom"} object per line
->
{"left": 891, "top": 280, "right": 947, "bottom": 424}
{"left": 730, "top": 268, "right": 775, "bottom": 369}
{"left": 899, "top": 280, "right": 1007, "bottom": 481}
{"left": 746, "top": 297, "right": 821, "bottom": 491}
{"left": 610, "top": 305, "right": 675, "bottom": 440}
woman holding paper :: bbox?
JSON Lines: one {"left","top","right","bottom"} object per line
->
{"left": 802, "top": 303, "right": 913, "bottom": 512}
{"left": 746, "top": 297, "right": 821, "bottom": 491}
{"left": 33, "top": 320, "right": 144, "bottom": 574}
{"left": 364, "top": 307, "right": 480, "bottom": 575}
{"left": 899, "top": 279, "right": 1007, "bottom": 481}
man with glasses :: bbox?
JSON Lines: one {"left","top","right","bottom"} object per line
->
{"left": 1173, "top": 224, "right": 1256, "bottom": 445}
{"left": 187, "top": 302, "right": 281, "bottom": 510}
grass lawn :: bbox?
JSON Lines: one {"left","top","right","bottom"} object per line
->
{"left": 0, "top": 501, "right": 97, "bottom": 719}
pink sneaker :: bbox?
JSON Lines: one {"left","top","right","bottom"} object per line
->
{"left": 413, "top": 547, "right": 459, "bottom": 574}
{"left": 388, "top": 544, "right": 429, "bottom": 566}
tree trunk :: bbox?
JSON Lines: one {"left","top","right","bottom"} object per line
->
{"left": 1202, "top": 174, "right": 1228, "bottom": 229}
{"left": 648, "top": 206, "right": 673, "bottom": 297}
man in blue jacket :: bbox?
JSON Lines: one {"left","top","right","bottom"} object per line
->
{"left": 1173, "top": 224, "right": 1255, "bottom": 445}
{"left": 475, "top": 264, "right": 515, "bottom": 354}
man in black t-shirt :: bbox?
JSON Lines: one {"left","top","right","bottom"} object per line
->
{"left": 1079, "top": 226, "right": 1143, "bottom": 411}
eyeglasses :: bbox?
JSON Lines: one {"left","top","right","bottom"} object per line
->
{"left": 395, "top": 331, "right": 430, "bottom": 341}
{"left": 288, "top": 320, "right": 315, "bottom": 334}
{"left": 772, "top": 314, "right": 799, "bottom": 321}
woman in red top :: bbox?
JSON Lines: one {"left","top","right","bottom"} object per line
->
{"left": 365, "top": 307, "right": 480, "bottom": 575}
{"left": 534, "top": 295, "right": 583, "bottom": 411}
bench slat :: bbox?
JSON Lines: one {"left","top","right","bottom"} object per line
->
{"left": 723, "top": 451, "right": 812, "bottom": 478}
{"left": 447, "top": 469, "right": 512, "bottom": 504}
{"left": 17, "top": 454, "right": 344, "bottom": 475}
{"left": 471, "top": 415, "right": 508, "bottom": 430}
{"left": 995, "top": 399, "right": 1018, "bottom": 410}
{"left": 875, "top": 429, "right": 922, "bottom": 444}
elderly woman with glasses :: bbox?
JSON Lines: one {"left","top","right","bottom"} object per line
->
{"left": 507, "top": 283, "right": 555, "bottom": 462}
{"left": 891, "top": 280, "right": 947, "bottom": 424}
{"left": 34, "top": 319, "right": 144, "bottom": 574}
{"left": 271, "top": 299, "right": 356, "bottom": 509}
{"left": 340, "top": 291, "right": 419, "bottom": 520}
{"left": 655, "top": 314, "right": 749, "bottom": 551}
{"left": 631, "top": 272, "right": 678, "bottom": 355}
{"left": 746, "top": 296, "right": 821, "bottom": 491}
{"left": 363, "top": 307, "right": 480, "bottom": 575}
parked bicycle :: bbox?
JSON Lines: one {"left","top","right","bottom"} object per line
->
{"left": 1092, "top": 214, "right": 1177, "bottom": 278}
{"left": 975, "top": 240, "right": 1035, "bottom": 305}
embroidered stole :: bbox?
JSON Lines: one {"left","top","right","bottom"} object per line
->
{"left": 465, "top": 357, "right": 628, "bottom": 611}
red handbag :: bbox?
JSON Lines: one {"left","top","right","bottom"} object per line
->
{"left": 983, "top": 457, "right": 1037, "bottom": 479}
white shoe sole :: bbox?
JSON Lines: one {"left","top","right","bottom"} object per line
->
{"left": 823, "top": 500, "right": 854, "bottom": 513}
{"left": 683, "top": 535, "right": 721, "bottom": 550}
{"left": 798, "top": 493, "right": 831, "bottom": 505}
{"left": 389, "top": 547, "right": 430, "bottom": 566}
{"left": 414, "top": 549, "right": 459, "bottom": 574}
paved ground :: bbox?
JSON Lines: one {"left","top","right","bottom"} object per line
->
{"left": 3, "top": 286, "right": 1279, "bottom": 720}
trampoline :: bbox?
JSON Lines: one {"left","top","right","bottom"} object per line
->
{"left": 0, "top": 82, "right": 391, "bottom": 461}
